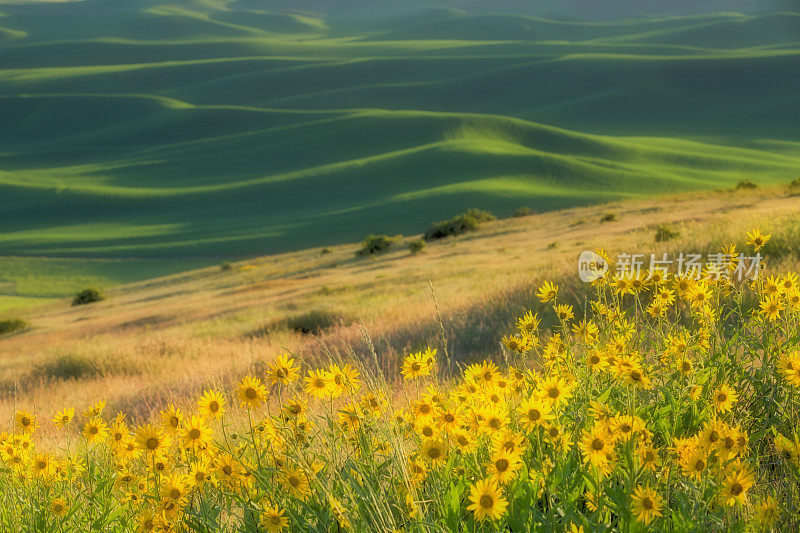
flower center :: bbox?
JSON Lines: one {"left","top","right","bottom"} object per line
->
{"left": 479, "top": 495, "right": 493, "bottom": 509}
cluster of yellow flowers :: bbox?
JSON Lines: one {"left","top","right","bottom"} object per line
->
{"left": 0, "top": 228, "right": 797, "bottom": 531}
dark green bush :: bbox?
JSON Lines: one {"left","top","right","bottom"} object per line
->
{"left": 220, "top": 262, "right": 233, "bottom": 272}
{"left": 735, "top": 179, "right": 758, "bottom": 190}
{"left": 31, "top": 354, "right": 100, "bottom": 381}
{"left": 423, "top": 208, "right": 496, "bottom": 241}
{"left": 408, "top": 239, "right": 426, "bottom": 254}
{"left": 600, "top": 213, "right": 617, "bottom": 223}
{"left": 356, "top": 234, "right": 400, "bottom": 256}
{"left": 655, "top": 224, "right": 681, "bottom": 242}
{"left": 0, "top": 318, "right": 28, "bottom": 335}
{"left": 789, "top": 178, "right": 800, "bottom": 190}
{"left": 512, "top": 206, "right": 533, "bottom": 217}
{"left": 72, "top": 288, "right": 105, "bottom": 306}
{"left": 284, "top": 308, "right": 352, "bottom": 334}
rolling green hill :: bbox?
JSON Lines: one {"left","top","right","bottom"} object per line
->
{"left": 0, "top": 0, "right": 799, "bottom": 307}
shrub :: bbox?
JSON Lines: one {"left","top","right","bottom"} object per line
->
{"left": 512, "top": 206, "right": 532, "bottom": 217}
{"left": 356, "top": 234, "right": 401, "bottom": 256}
{"left": 0, "top": 318, "right": 28, "bottom": 335}
{"left": 220, "top": 262, "right": 233, "bottom": 272}
{"left": 789, "top": 178, "right": 800, "bottom": 190}
{"left": 735, "top": 179, "right": 758, "bottom": 190}
{"left": 407, "top": 239, "right": 426, "bottom": 255}
{"left": 655, "top": 224, "right": 680, "bottom": 242}
{"left": 600, "top": 213, "right": 617, "bottom": 223}
{"left": 30, "top": 353, "right": 100, "bottom": 381}
{"left": 72, "top": 288, "right": 104, "bottom": 306}
{"left": 283, "top": 308, "right": 351, "bottom": 334}
{"left": 546, "top": 241, "right": 559, "bottom": 250}
{"left": 423, "top": 208, "right": 496, "bottom": 241}
{"left": 320, "top": 247, "right": 332, "bottom": 255}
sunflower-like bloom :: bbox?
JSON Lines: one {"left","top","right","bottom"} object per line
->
{"left": 81, "top": 401, "right": 106, "bottom": 419}
{"left": 420, "top": 439, "right": 448, "bottom": 466}
{"left": 536, "top": 281, "right": 559, "bottom": 303}
{"left": 135, "top": 424, "right": 171, "bottom": 454}
{"left": 82, "top": 416, "right": 108, "bottom": 444}
{"left": 486, "top": 447, "right": 523, "bottom": 485}
{"left": 753, "top": 496, "right": 780, "bottom": 530}
{"left": 479, "top": 403, "right": 509, "bottom": 435}
{"left": 267, "top": 353, "right": 300, "bottom": 386}
{"left": 580, "top": 426, "right": 614, "bottom": 467}
{"left": 260, "top": 504, "right": 289, "bottom": 533}
{"left": 466, "top": 478, "right": 508, "bottom": 521}
{"left": 719, "top": 466, "right": 755, "bottom": 506}
{"left": 160, "top": 472, "right": 190, "bottom": 502}
{"left": 188, "top": 459, "right": 211, "bottom": 488}
{"left": 160, "top": 404, "right": 183, "bottom": 434}
{"left": 681, "top": 449, "right": 708, "bottom": 480}
{"left": 281, "top": 465, "right": 311, "bottom": 499}
{"left": 237, "top": 376, "right": 268, "bottom": 410}
{"left": 746, "top": 228, "right": 771, "bottom": 251}
{"left": 638, "top": 444, "right": 661, "bottom": 472}
{"left": 401, "top": 351, "right": 433, "bottom": 380}
{"left": 14, "top": 410, "right": 37, "bottom": 435}
{"left": 52, "top": 407, "right": 74, "bottom": 429}
{"left": 759, "top": 294, "right": 785, "bottom": 322}
{"left": 50, "top": 498, "right": 68, "bottom": 517}
{"left": 516, "top": 310, "right": 540, "bottom": 334}
{"left": 31, "top": 453, "right": 55, "bottom": 478}
{"left": 711, "top": 383, "right": 738, "bottom": 413}
{"left": 181, "top": 415, "right": 213, "bottom": 451}
{"left": 631, "top": 485, "right": 664, "bottom": 525}
{"left": 304, "top": 369, "right": 330, "bottom": 399}
{"left": 519, "top": 396, "right": 554, "bottom": 433}
{"left": 197, "top": 390, "right": 226, "bottom": 420}
{"left": 537, "top": 375, "right": 573, "bottom": 406}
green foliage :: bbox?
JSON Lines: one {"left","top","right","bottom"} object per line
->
{"left": 424, "top": 208, "right": 496, "bottom": 241}
{"left": 407, "top": 239, "right": 426, "bottom": 254}
{"left": 72, "top": 288, "right": 104, "bottom": 306}
{"left": 30, "top": 353, "right": 100, "bottom": 381}
{"left": 512, "top": 206, "right": 533, "bottom": 217}
{"left": 0, "top": 318, "right": 28, "bottom": 335}
{"left": 356, "top": 234, "right": 401, "bottom": 256}
{"left": 736, "top": 179, "right": 759, "bottom": 190}
{"left": 282, "top": 308, "right": 352, "bottom": 334}
{"left": 655, "top": 224, "right": 680, "bottom": 242}
{"left": 220, "top": 262, "right": 234, "bottom": 272}
{"left": 0, "top": 4, "right": 798, "bottom": 307}
{"left": 600, "top": 213, "right": 617, "bottom": 223}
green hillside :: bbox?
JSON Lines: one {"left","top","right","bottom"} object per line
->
{"left": 0, "top": 0, "right": 799, "bottom": 306}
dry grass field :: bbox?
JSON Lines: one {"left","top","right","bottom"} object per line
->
{"left": 2, "top": 185, "right": 799, "bottom": 435}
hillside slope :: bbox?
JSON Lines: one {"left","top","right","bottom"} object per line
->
{"left": 1, "top": 1, "right": 799, "bottom": 305}
{"left": 1, "top": 186, "right": 799, "bottom": 426}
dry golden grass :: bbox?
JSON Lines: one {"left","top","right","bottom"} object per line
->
{"left": 1, "top": 186, "right": 799, "bottom": 437}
